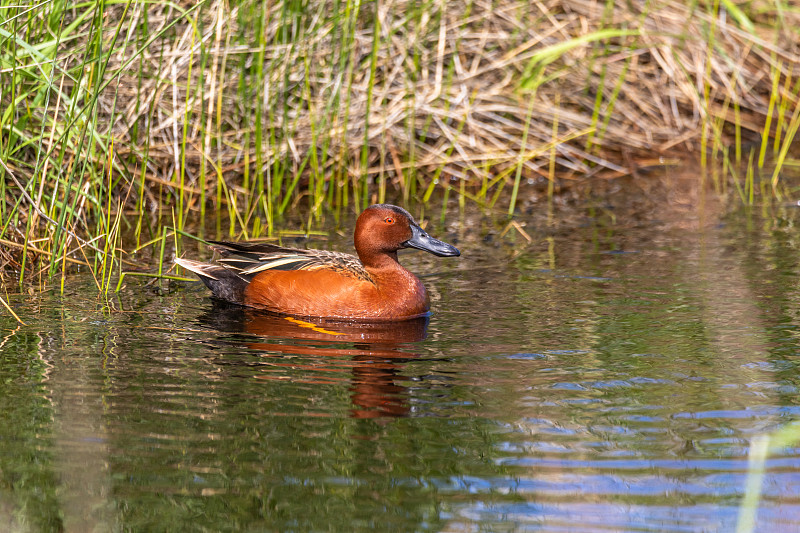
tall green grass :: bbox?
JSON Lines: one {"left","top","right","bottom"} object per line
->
{"left": 1, "top": 0, "right": 799, "bottom": 296}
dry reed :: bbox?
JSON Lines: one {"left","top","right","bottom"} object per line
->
{"left": 1, "top": 0, "right": 800, "bottom": 284}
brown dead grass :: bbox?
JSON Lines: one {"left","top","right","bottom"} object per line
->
{"left": 97, "top": 0, "right": 800, "bottom": 194}
{"left": 2, "top": 0, "right": 800, "bottom": 287}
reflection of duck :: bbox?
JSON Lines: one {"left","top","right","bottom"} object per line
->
{"left": 176, "top": 204, "right": 459, "bottom": 320}
{"left": 196, "top": 303, "right": 429, "bottom": 418}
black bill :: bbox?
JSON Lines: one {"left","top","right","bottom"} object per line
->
{"left": 402, "top": 224, "right": 460, "bottom": 257}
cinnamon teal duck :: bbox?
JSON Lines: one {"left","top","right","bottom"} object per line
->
{"left": 175, "top": 204, "right": 460, "bottom": 320}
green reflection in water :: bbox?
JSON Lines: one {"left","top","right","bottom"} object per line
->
{"left": 0, "top": 330, "right": 63, "bottom": 532}
{"left": 4, "top": 199, "right": 800, "bottom": 531}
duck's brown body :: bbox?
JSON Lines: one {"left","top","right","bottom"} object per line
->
{"left": 175, "top": 205, "right": 459, "bottom": 321}
{"left": 243, "top": 263, "right": 428, "bottom": 320}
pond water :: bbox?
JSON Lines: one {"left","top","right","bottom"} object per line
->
{"left": 3, "top": 176, "right": 800, "bottom": 531}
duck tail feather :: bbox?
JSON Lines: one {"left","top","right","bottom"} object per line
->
{"left": 175, "top": 258, "right": 248, "bottom": 304}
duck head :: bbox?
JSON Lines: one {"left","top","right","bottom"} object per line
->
{"left": 354, "top": 204, "right": 460, "bottom": 266}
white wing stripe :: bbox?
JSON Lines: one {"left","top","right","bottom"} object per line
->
{"left": 240, "top": 256, "right": 310, "bottom": 274}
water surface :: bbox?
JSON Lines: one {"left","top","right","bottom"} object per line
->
{"left": 3, "top": 183, "right": 800, "bottom": 531}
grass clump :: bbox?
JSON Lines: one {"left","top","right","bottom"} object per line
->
{"left": 1, "top": 0, "right": 800, "bottom": 287}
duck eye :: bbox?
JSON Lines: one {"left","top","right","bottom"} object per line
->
{"left": 384, "top": 217, "right": 394, "bottom": 224}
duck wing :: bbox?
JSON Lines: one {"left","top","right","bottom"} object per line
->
{"left": 207, "top": 241, "right": 372, "bottom": 282}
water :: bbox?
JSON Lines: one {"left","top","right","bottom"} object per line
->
{"left": 4, "top": 185, "right": 800, "bottom": 531}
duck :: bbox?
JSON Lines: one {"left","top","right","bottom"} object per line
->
{"left": 175, "top": 204, "right": 460, "bottom": 321}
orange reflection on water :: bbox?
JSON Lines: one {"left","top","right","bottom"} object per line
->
{"left": 199, "top": 303, "right": 429, "bottom": 418}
